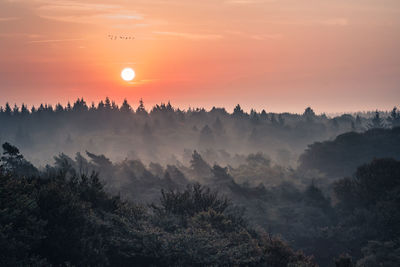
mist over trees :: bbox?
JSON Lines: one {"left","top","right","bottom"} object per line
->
{"left": 0, "top": 143, "right": 318, "bottom": 266}
{"left": 1, "top": 99, "right": 400, "bottom": 266}
{"left": 1, "top": 98, "right": 395, "bottom": 167}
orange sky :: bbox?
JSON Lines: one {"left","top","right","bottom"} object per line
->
{"left": 0, "top": 0, "right": 399, "bottom": 113}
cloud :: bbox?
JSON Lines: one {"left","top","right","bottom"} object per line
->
{"left": 34, "top": 0, "right": 143, "bottom": 25}
{"left": 36, "top": 1, "right": 120, "bottom": 12}
{"left": 0, "top": 17, "right": 19, "bottom": 22}
{"left": 112, "top": 23, "right": 150, "bottom": 29}
{"left": 266, "top": 18, "right": 349, "bottom": 27}
{"left": 0, "top": 33, "right": 42, "bottom": 39}
{"left": 153, "top": 31, "right": 223, "bottom": 40}
{"left": 27, "top": 38, "right": 85, "bottom": 44}
{"left": 105, "top": 14, "right": 143, "bottom": 20}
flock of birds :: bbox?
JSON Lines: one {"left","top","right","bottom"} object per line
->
{"left": 108, "top": 35, "right": 135, "bottom": 40}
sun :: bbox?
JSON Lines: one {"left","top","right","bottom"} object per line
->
{"left": 121, "top": 68, "right": 135, "bottom": 81}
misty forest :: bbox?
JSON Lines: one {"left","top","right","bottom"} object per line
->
{"left": 1, "top": 98, "right": 400, "bottom": 267}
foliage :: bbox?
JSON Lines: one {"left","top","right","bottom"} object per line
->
{"left": 0, "top": 143, "right": 317, "bottom": 266}
{"left": 332, "top": 159, "right": 400, "bottom": 266}
{"left": 0, "top": 142, "right": 38, "bottom": 177}
{"left": 299, "top": 127, "right": 400, "bottom": 178}
{"left": 368, "top": 110, "right": 385, "bottom": 129}
{"left": 0, "top": 99, "right": 378, "bottom": 166}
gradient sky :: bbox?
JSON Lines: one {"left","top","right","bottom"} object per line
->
{"left": 0, "top": 0, "right": 399, "bottom": 113}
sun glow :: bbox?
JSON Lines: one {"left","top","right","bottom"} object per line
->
{"left": 121, "top": 68, "right": 135, "bottom": 81}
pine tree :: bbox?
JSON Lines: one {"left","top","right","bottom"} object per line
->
{"left": 4, "top": 103, "right": 12, "bottom": 116}
{"left": 388, "top": 107, "right": 400, "bottom": 128}
{"left": 368, "top": 110, "right": 385, "bottom": 129}
{"left": 21, "top": 104, "right": 29, "bottom": 116}
{"left": 250, "top": 109, "right": 260, "bottom": 124}
{"left": 136, "top": 98, "right": 147, "bottom": 115}
{"left": 55, "top": 103, "right": 64, "bottom": 113}
{"left": 233, "top": 104, "right": 244, "bottom": 117}
{"left": 104, "top": 97, "right": 112, "bottom": 111}
{"left": 260, "top": 109, "right": 268, "bottom": 120}
{"left": 303, "top": 107, "right": 315, "bottom": 122}
{"left": 12, "top": 104, "right": 19, "bottom": 115}
{"left": 120, "top": 99, "right": 132, "bottom": 113}
{"left": 97, "top": 101, "right": 105, "bottom": 111}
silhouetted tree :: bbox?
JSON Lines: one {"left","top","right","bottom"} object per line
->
{"left": 233, "top": 104, "right": 244, "bottom": 117}
{"left": 4, "top": 103, "right": 12, "bottom": 116}
{"left": 12, "top": 104, "right": 19, "bottom": 115}
{"left": 120, "top": 99, "right": 132, "bottom": 113}
{"left": 388, "top": 107, "right": 400, "bottom": 128}
{"left": 104, "top": 97, "right": 112, "bottom": 111}
{"left": 304, "top": 107, "right": 316, "bottom": 122}
{"left": 21, "top": 104, "right": 29, "bottom": 116}
{"left": 0, "top": 142, "right": 23, "bottom": 173}
{"left": 72, "top": 98, "right": 88, "bottom": 112}
{"left": 368, "top": 110, "right": 385, "bottom": 129}
{"left": 0, "top": 142, "right": 37, "bottom": 176}
{"left": 260, "top": 109, "right": 268, "bottom": 120}
{"left": 136, "top": 98, "right": 147, "bottom": 115}
{"left": 250, "top": 109, "right": 260, "bottom": 124}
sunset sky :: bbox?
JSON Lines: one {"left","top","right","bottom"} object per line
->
{"left": 0, "top": 0, "right": 399, "bottom": 113}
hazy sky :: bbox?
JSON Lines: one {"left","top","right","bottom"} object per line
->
{"left": 0, "top": 0, "right": 399, "bottom": 113}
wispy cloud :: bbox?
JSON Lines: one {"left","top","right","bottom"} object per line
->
{"left": 105, "top": 14, "right": 143, "bottom": 20}
{"left": 266, "top": 18, "right": 349, "bottom": 27}
{"left": 0, "top": 17, "right": 19, "bottom": 22}
{"left": 34, "top": 0, "right": 144, "bottom": 25}
{"left": 36, "top": 1, "right": 120, "bottom": 12}
{"left": 27, "top": 38, "right": 85, "bottom": 44}
{"left": 112, "top": 23, "right": 150, "bottom": 30}
{"left": 0, "top": 33, "right": 42, "bottom": 39}
{"left": 154, "top": 31, "right": 223, "bottom": 40}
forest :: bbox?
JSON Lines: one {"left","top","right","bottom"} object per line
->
{"left": 0, "top": 98, "right": 393, "bottom": 166}
{"left": 1, "top": 99, "right": 400, "bottom": 266}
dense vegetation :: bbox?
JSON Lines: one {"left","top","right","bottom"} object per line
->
{"left": 0, "top": 143, "right": 316, "bottom": 266}
{"left": 299, "top": 127, "right": 400, "bottom": 178}
{"left": 1, "top": 99, "right": 397, "bottom": 167}
{"left": 1, "top": 101, "right": 400, "bottom": 266}
{"left": 1, "top": 138, "right": 400, "bottom": 266}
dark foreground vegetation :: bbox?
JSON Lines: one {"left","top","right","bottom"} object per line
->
{"left": 1, "top": 138, "right": 400, "bottom": 266}
{"left": 0, "top": 144, "right": 316, "bottom": 266}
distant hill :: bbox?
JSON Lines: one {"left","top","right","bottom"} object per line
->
{"left": 299, "top": 127, "right": 400, "bottom": 178}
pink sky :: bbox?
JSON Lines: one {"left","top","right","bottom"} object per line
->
{"left": 0, "top": 0, "right": 399, "bottom": 113}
